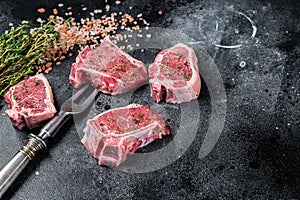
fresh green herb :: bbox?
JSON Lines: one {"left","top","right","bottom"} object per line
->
{"left": 115, "top": 65, "right": 122, "bottom": 71}
{"left": 165, "top": 61, "right": 169, "bottom": 66}
{"left": 35, "top": 79, "right": 40, "bottom": 86}
{"left": 184, "top": 74, "right": 190, "bottom": 79}
{"left": 147, "top": 117, "right": 151, "bottom": 121}
{"left": 176, "top": 65, "right": 182, "bottom": 69}
{"left": 115, "top": 59, "right": 126, "bottom": 71}
{"left": 177, "top": 53, "right": 183, "bottom": 59}
{"left": 138, "top": 113, "right": 144, "bottom": 118}
{"left": 22, "top": 84, "right": 28, "bottom": 90}
{"left": 132, "top": 113, "right": 144, "bottom": 124}
{"left": 0, "top": 19, "right": 59, "bottom": 95}
{"left": 159, "top": 126, "right": 163, "bottom": 132}
{"left": 113, "top": 118, "right": 116, "bottom": 122}
{"left": 26, "top": 101, "right": 34, "bottom": 106}
{"left": 12, "top": 95, "right": 17, "bottom": 100}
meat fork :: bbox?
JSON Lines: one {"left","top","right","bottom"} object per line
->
{"left": 0, "top": 84, "right": 98, "bottom": 198}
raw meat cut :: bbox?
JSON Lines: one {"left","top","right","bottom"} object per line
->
{"left": 69, "top": 37, "right": 148, "bottom": 95}
{"left": 148, "top": 43, "right": 201, "bottom": 104}
{"left": 82, "top": 104, "right": 170, "bottom": 167}
{"left": 4, "top": 74, "right": 57, "bottom": 130}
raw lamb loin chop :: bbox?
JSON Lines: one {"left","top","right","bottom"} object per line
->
{"left": 69, "top": 37, "right": 148, "bottom": 95}
{"left": 4, "top": 74, "right": 57, "bottom": 130}
{"left": 82, "top": 104, "right": 170, "bottom": 167}
{"left": 148, "top": 43, "right": 201, "bottom": 104}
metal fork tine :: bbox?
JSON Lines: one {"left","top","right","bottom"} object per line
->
{"left": 69, "top": 84, "right": 90, "bottom": 102}
{"left": 72, "top": 88, "right": 98, "bottom": 113}
{"left": 61, "top": 84, "right": 99, "bottom": 114}
{"left": 81, "top": 89, "right": 98, "bottom": 107}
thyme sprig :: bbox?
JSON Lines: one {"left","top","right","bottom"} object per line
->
{"left": 0, "top": 19, "right": 59, "bottom": 95}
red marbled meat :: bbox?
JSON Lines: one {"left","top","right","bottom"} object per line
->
{"left": 4, "top": 74, "right": 57, "bottom": 130}
{"left": 148, "top": 43, "right": 201, "bottom": 104}
{"left": 69, "top": 37, "right": 148, "bottom": 95}
{"left": 82, "top": 104, "right": 170, "bottom": 167}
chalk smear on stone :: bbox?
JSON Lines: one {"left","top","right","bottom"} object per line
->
{"left": 235, "top": 11, "right": 257, "bottom": 39}
{"left": 214, "top": 10, "right": 257, "bottom": 49}
{"left": 239, "top": 61, "right": 246, "bottom": 68}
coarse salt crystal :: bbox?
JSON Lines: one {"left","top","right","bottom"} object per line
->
{"left": 143, "top": 20, "right": 148, "bottom": 25}
{"left": 146, "top": 34, "right": 151, "bottom": 38}
{"left": 105, "top": 5, "right": 110, "bottom": 12}
{"left": 127, "top": 45, "right": 133, "bottom": 50}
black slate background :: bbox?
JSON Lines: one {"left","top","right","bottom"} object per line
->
{"left": 0, "top": 0, "right": 300, "bottom": 199}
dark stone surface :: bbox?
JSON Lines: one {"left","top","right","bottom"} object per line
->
{"left": 0, "top": 0, "right": 299, "bottom": 199}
